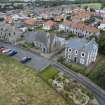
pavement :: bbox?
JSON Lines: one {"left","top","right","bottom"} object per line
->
{"left": 0, "top": 42, "right": 105, "bottom": 105}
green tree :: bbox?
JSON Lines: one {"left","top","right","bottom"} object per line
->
{"left": 89, "top": 63, "right": 105, "bottom": 89}
{"left": 98, "top": 31, "right": 105, "bottom": 55}
{"left": 101, "top": 3, "right": 105, "bottom": 9}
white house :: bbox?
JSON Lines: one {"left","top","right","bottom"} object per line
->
{"left": 65, "top": 38, "right": 98, "bottom": 66}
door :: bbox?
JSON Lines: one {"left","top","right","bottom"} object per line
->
{"left": 74, "top": 57, "right": 77, "bottom": 63}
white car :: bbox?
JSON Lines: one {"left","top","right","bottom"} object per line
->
{"left": 2, "top": 49, "right": 11, "bottom": 54}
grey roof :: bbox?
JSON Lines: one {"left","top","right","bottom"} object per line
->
{"left": 24, "top": 31, "right": 55, "bottom": 47}
{"left": 67, "top": 38, "right": 87, "bottom": 49}
{"left": 67, "top": 38, "right": 97, "bottom": 52}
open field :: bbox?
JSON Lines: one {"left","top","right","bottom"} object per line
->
{"left": 0, "top": 55, "right": 67, "bottom": 105}
{"left": 40, "top": 65, "right": 59, "bottom": 81}
{"left": 81, "top": 3, "right": 102, "bottom": 9}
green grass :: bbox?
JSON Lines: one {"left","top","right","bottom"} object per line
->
{"left": 81, "top": 3, "right": 102, "bottom": 9}
{"left": 40, "top": 65, "right": 59, "bottom": 81}
{"left": 0, "top": 55, "right": 67, "bottom": 105}
{"left": 65, "top": 63, "right": 86, "bottom": 75}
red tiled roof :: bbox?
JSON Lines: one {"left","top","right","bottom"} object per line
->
{"left": 23, "top": 18, "right": 37, "bottom": 26}
{"left": 71, "top": 23, "right": 100, "bottom": 33}
{"left": 44, "top": 20, "right": 57, "bottom": 27}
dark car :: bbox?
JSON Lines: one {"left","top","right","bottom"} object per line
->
{"left": 20, "top": 57, "right": 31, "bottom": 63}
{"left": 8, "top": 50, "right": 17, "bottom": 56}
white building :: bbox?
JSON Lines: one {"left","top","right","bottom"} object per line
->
{"left": 65, "top": 38, "right": 98, "bottom": 66}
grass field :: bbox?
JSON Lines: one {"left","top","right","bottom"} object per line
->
{"left": 81, "top": 3, "right": 102, "bottom": 9}
{"left": 0, "top": 55, "right": 67, "bottom": 105}
{"left": 40, "top": 66, "right": 59, "bottom": 81}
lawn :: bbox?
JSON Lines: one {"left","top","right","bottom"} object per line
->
{"left": 0, "top": 55, "right": 67, "bottom": 105}
{"left": 40, "top": 65, "right": 59, "bottom": 81}
{"left": 81, "top": 3, "right": 102, "bottom": 9}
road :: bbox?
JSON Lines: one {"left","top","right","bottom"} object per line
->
{"left": 0, "top": 42, "right": 105, "bottom": 105}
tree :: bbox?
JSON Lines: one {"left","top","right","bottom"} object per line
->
{"left": 84, "top": 6, "right": 88, "bottom": 11}
{"left": 98, "top": 31, "right": 105, "bottom": 55}
{"left": 89, "top": 63, "right": 105, "bottom": 90}
{"left": 101, "top": 3, "right": 105, "bottom": 9}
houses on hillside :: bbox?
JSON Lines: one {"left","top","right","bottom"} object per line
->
{"left": 65, "top": 38, "right": 98, "bottom": 66}
{"left": 0, "top": 6, "right": 101, "bottom": 66}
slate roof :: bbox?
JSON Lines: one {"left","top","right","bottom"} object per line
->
{"left": 25, "top": 31, "right": 55, "bottom": 48}
{"left": 66, "top": 38, "right": 97, "bottom": 52}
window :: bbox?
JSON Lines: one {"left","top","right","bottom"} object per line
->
{"left": 75, "top": 50, "right": 78, "bottom": 55}
{"left": 68, "top": 48, "right": 72, "bottom": 52}
{"left": 81, "top": 52, "right": 85, "bottom": 57}
{"left": 9, "top": 33, "right": 11, "bottom": 36}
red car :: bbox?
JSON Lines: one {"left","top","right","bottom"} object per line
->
{"left": 0, "top": 47, "right": 6, "bottom": 53}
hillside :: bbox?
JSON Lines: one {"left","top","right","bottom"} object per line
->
{"left": 0, "top": 55, "right": 67, "bottom": 105}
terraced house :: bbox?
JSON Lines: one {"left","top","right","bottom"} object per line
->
{"left": 65, "top": 38, "right": 98, "bottom": 66}
{"left": 59, "top": 20, "right": 100, "bottom": 38}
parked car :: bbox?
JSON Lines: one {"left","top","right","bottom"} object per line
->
{"left": 7, "top": 50, "right": 17, "bottom": 56}
{"left": 20, "top": 57, "right": 31, "bottom": 63}
{"left": 2, "top": 49, "right": 11, "bottom": 54}
{"left": 0, "top": 47, "right": 6, "bottom": 53}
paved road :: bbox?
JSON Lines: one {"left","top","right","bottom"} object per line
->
{"left": 1, "top": 42, "right": 105, "bottom": 105}
{"left": 0, "top": 42, "right": 50, "bottom": 70}
{"left": 52, "top": 63, "right": 105, "bottom": 105}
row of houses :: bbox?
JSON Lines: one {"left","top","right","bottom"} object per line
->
{"left": 0, "top": 25, "right": 98, "bottom": 67}
{"left": 42, "top": 20, "right": 100, "bottom": 38}
{"left": 59, "top": 20, "right": 100, "bottom": 37}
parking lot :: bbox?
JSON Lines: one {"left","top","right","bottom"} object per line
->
{"left": 0, "top": 42, "right": 50, "bottom": 71}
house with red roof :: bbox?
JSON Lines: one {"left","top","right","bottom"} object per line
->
{"left": 43, "top": 20, "right": 58, "bottom": 30}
